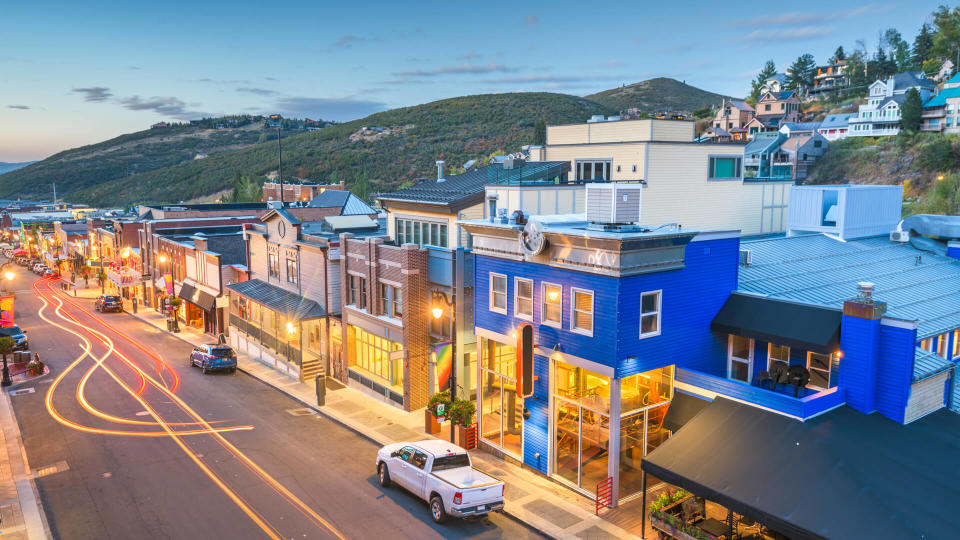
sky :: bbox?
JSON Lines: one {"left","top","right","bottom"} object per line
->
{"left": 0, "top": 0, "right": 946, "bottom": 162}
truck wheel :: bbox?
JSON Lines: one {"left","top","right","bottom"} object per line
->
{"left": 430, "top": 496, "right": 447, "bottom": 524}
{"left": 378, "top": 463, "right": 391, "bottom": 487}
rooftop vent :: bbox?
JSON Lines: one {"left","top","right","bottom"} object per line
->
{"left": 503, "top": 156, "right": 525, "bottom": 169}
{"left": 857, "top": 281, "right": 875, "bottom": 303}
{"left": 436, "top": 160, "right": 445, "bottom": 183}
{"left": 739, "top": 249, "right": 752, "bottom": 267}
{"left": 586, "top": 183, "right": 643, "bottom": 226}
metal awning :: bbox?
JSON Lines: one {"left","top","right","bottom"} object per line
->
{"left": 178, "top": 281, "right": 216, "bottom": 312}
{"left": 711, "top": 292, "right": 841, "bottom": 354}
{"left": 643, "top": 398, "right": 960, "bottom": 539}
{"left": 225, "top": 279, "right": 325, "bottom": 320}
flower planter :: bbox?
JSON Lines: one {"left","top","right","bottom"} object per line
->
{"left": 454, "top": 424, "right": 474, "bottom": 449}
{"left": 650, "top": 515, "right": 704, "bottom": 540}
{"left": 424, "top": 409, "right": 441, "bottom": 434}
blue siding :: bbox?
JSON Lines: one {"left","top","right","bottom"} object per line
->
{"left": 617, "top": 237, "right": 739, "bottom": 377}
{"left": 522, "top": 354, "right": 550, "bottom": 474}
{"left": 951, "top": 367, "right": 960, "bottom": 412}
{"left": 839, "top": 315, "right": 881, "bottom": 413}
{"left": 875, "top": 323, "right": 916, "bottom": 424}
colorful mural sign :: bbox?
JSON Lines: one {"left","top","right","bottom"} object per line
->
{"left": 432, "top": 341, "right": 453, "bottom": 393}
{"left": 0, "top": 295, "right": 14, "bottom": 328}
{"left": 164, "top": 273, "right": 174, "bottom": 295}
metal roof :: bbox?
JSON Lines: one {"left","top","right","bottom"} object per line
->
{"left": 304, "top": 191, "right": 377, "bottom": 215}
{"left": 739, "top": 234, "right": 960, "bottom": 339}
{"left": 912, "top": 346, "right": 954, "bottom": 382}
{"left": 225, "top": 279, "right": 325, "bottom": 319}
{"left": 377, "top": 167, "right": 490, "bottom": 205}
{"left": 780, "top": 122, "right": 821, "bottom": 132}
{"left": 924, "top": 86, "right": 960, "bottom": 108}
{"left": 820, "top": 113, "right": 856, "bottom": 128}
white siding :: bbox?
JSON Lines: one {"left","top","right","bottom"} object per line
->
{"left": 905, "top": 371, "right": 949, "bottom": 423}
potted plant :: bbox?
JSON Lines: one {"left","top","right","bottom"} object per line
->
{"left": 425, "top": 390, "right": 450, "bottom": 434}
{"left": 27, "top": 353, "right": 44, "bottom": 376}
{"left": 449, "top": 398, "right": 477, "bottom": 449}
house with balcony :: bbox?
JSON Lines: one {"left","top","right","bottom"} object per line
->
{"left": 849, "top": 71, "right": 938, "bottom": 137}
{"left": 708, "top": 99, "right": 755, "bottom": 141}
{"left": 817, "top": 112, "right": 856, "bottom": 140}
{"left": 745, "top": 90, "right": 802, "bottom": 136}
{"left": 922, "top": 72, "right": 960, "bottom": 133}
{"left": 809, "top": 59, "right": 848, "bottom": 97}
{"left": 743, "top": 131, "right": 827, "bottom": 182}
{"left": 526, "top": 117, "right": 792, "bottom": 236}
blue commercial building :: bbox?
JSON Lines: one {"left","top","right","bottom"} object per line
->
{"left": 463, "top": 183, "right": 960, "bottom": 527}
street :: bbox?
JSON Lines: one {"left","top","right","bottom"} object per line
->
{"left": 4, "top": 268, "right": 543, "bottom": 540}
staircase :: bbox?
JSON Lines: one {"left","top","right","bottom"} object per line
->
{"left": 300, "top": 355, "right": 326, "bottom": 382}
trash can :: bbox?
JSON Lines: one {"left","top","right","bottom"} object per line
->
{"left": 166, "top": 319, "right": 174, "bottom": 332}
{"left": 315, "top": 374, "right": 327, "bottom": 406}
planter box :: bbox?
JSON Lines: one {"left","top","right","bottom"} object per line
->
{"left": 454, "top": 424, "right": 474, "bottom": 449}
{"left": 650, "top": 516, "right": 703, "bottom": 540}
{"left": 424, "top": 410, "right": 441, "bottom": 434}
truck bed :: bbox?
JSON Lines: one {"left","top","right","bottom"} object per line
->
{"left": 432, "top": 467, "right": 501, "bottom": 490}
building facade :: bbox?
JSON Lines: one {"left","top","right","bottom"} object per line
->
{"left": 849, "top": 72, "right": 938, "bottom": 137}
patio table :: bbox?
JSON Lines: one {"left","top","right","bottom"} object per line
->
{"left": 698, "top": 517, "right": 732, "bottom": 538}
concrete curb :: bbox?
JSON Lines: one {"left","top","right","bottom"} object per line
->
{"left": 0, "top": 387, "right": 50, "bottom": 539}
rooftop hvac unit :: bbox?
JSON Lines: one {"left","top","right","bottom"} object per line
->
{"left": 739, "top": 249, "right": 752, "bottom": 266}
{"left": 890, "top": 230, "right": 909, "bottom": 243}
{"left": 586, "top": 183, "right": 643, "bottom": 224}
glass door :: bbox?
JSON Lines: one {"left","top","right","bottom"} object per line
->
{"left": 552, "top": 360, "right": 611, "bottom": 494}
{"left": 478, "top": 338, "right": 522, "bottom": 458}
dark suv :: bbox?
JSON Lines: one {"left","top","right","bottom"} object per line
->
{"left": 95, "top": 295, "right": 123, "bottom": 313}
{"left": 0, "top": 326, "right": 28, "bottom": 351}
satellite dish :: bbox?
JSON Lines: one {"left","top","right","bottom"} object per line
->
{"left": 519, "top": 220, "right": 547, "bottom": 256}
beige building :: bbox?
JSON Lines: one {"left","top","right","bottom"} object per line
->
{"left": 525, "top": 118, "right": 792, "bottom": 236}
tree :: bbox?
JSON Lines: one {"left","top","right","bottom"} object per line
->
{"left": 786, "top": 54, "right": 816, "bottom": 94}
{"left": 830, "top": 46, "right": 846, "bottom": 63}
{"left": 0, "top": 336, "right": 13, "bottom": 387}
{"left": 922, "top": 58, "right": 942, "bottom": 78}
{"left": 883, "top": 28, "right": 912, "bottom": 72}
{"left": 691, "top": 106, "right": 713, "bottom": 120}
{"left": 900, "top": 88, "right": 923, "bottom": 133}
{"left": 351, "top": 168, "right": 371, "bottom": 202}
{"left": 230, "top": 172, "right": 243, "bottom": 203}
{"left": 847, "top": 49, "right": 870, "bottom": 95}
{"left": 931, "top": 6, "right": 960, "bottom": 63}
{"left": 913, "top": 23, "right": 934, "bottom": 67}
{"left": 748, "top": 60, "right": 777, "bottom": 104}
{"left": 533, "top": 118, "right": 546, "bottom": 146}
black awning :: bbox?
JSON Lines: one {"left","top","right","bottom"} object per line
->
{"left": 642, "top": 398, "right": 960, "bottom": 540}
{"left": 662, "top": 391, "right": 710, "bottom": 432}
{"left": 225, "top": 279, "right": 325, "bottom": 320}
{"left": 711, "top": 292, "right": 841, "bottom": 354}
{"left": 178, "top": 282, "right": 216, "bottom": 312}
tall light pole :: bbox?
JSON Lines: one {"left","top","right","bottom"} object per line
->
{"left": 277, "top": 125, "right": 284, "bottom": 203}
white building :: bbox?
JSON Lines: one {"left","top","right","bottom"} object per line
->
{"left": 848, "top": 72, "right": 938, "bottom": 137}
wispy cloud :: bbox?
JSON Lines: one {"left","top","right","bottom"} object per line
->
{"left": 334, "top": 35, "right": 359, "bottom": 48}
{"left": 525, "top": 15, "right": 538, "bottom": 25}
{"left": 264, "top": 77, "right": 277, "bottom": 81}
{"left": 236, "top": 87, "right": 277, "bottom": 96}
{"left": 72, "top": 87, "right": 113, "bottom": 102}
{"left": 392, "top": 63, "right": 519, "bottom": 78}
{"left": 727, "top": 7, "right": 871, "bottom": 29}
{"left": 270, "top": 96, "right": 386, "bottom": 122}
{"left": 484, "top": 73, "right": 641, "bottom": 85}
{"left": 128, "top": 66, "right": 142, "bottom": 70}
{"left": 7, "top": 105, "right": 30, "bottom": 110}
{"left": 118, "top": 96, "right": 209, "bottom": 119}
{"left": 653, "top": 42, "right": 702, "bottom": 55}
{"left": 739, "top": 26, "right": 834, "bottom": 43}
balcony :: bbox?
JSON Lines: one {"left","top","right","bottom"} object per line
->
{"left": 922, "top": 109, "right": 945, "bottom": 119}
{"left": 675, "top": 368, "right": 846, "bottom": 420}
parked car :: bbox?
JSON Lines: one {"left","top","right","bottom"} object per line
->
{"left": 376, "top": 440, "right": 505, "bottom": 523}
{"left": 189, "top": 344, "right": 238, "bottom": 374}
{"left": 94, "top": 295, "right": 123, "bottom": 313}
{"left": 43, "top": 269, "right": 59, "bottom": 278}
{"left": 0, "top": 326, "right": 29, "bottom": 351}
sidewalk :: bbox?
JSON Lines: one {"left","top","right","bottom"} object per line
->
{"left": 121, "top": 303, "right": 638, "bottom": 539}
{"left": 0, "top": 381, "right": 50, "bottom": 539}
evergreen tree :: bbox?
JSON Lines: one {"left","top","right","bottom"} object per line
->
{"left": 533, "top": 119, "right": 546, "bottom": 146}
{"left": 830, "top": 46, "right": 846, "bottom": 63}
{"left": 786, "top": 54, "right": 816, "bottom": 94}
{"left": 352, "top": 168, "right": 371, "bottom": 202}
{"left": 932, "top": 6, "right": 960, "bottom": 63}
{"left": 230, "top": 172, "right": 243, "bottom": 203}
{"left": 913, "top": 23, "right": 934, "bottom": 67}
{"left": 748, "top": 60, "right": 778, "bottom": 103}
{"left": 846, "top": 50, "right": 869, "bottom": 95}
{"left": 900, "top": 88, "right": 923, "bottom": 133}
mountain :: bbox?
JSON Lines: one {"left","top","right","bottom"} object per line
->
{"left": 0, "top": 161, "right": 35, "bottom": 175}
{"left": 25, "top": 93, "right": 612, "bottom": 206}
{"left": 584, "top": 77, "right": 733, "bottom": 114}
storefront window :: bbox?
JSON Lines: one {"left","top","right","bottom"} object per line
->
{"left": 350, "top": 326, "right": 403, "bottom": 388}
{"left": 555, "top": 360, "right": 610, "bottom": 413}
{"left": 479, "top": 338, "right": 522, "bottom": 457}
{"left": 620, "top": 366, "right": 673, "bottom": 414}
{"left": 553, "top": 360, "right": 610, "bottom": 492}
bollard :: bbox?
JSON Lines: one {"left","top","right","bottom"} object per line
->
{"left": 315, "top": 374, "right": 326, "bottom": 406}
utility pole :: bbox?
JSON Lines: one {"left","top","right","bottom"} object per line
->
{"left": 277, "top": 126, "right": 284, "bottom": 203}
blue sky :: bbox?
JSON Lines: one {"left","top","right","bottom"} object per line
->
{"left": 0, "top": 0, "right": 944, "bottom": 162}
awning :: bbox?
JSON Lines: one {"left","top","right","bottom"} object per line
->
{"left": 711, "top": 292, "right": 841, "bottom": 354}
{"left": 662, "top": 391, "right": 710, "bottom": 432}
{"left": 226, "top": 279, "right": 325, "bottom": 320}
{"left": 642, "top": 398, "right": 960, "bottom": 540}
{"left": 178, "top": 281, "right": 217, "bottom": 312}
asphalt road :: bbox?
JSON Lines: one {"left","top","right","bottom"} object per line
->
{"left": 3, "top": 264, "right": 544, "bottom": 540}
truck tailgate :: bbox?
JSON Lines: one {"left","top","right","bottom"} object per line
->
{"left": 433, "top": 468, "right": 503, "bottom": 506}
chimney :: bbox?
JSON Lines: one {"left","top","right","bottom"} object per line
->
{"left": 857, "top": 281, "right": 875, "bottom": 303}
{"left": 436, "top": 160, "right": 445, "bottom": 182}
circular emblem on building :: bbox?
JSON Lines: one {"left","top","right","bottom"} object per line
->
{"left": 278, "top": 221, "right": 287, "bottom": 238}
{"left": 519, "top": 220, "right": 547, "bottom": 256}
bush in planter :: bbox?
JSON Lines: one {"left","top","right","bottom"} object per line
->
{"left": 27, "top": 358, "right": 44, "bottom": 376}
{"left": 448, "top": 398, "right": 476, "bottom": 427}
{"left": 427, "top": 390, "right": 451, "bottom": 417}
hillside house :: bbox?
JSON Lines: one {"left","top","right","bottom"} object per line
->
{"left": 818, "top": 113, "right": 856, "bottom": 141}
{"left": 810, "top": 59, "right": 848, "bottom": 97}
{"left": 748, "top": 90, "right": 802, "bottom": 136}
{"left": 710, "top": 99, "right": 755, "bottom": 141}
{"left": 744, "top": 131, "right": 828, "bottom": 181}
{"left": 849, "top": 72, "right": 938, "bottom": 137}
{"left": 759, "top": 73, "right": 787, "bottom": 95}
{"left": 922, "top": 73, "right": 960, "bottom": 133}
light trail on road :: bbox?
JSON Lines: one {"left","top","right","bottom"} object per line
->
{"left": 32, "top": 277, "right": 346, "bottom": 540}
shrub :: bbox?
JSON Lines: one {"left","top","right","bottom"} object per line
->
{"left": 918, "top": 137, "right": 960, "bottom": 172}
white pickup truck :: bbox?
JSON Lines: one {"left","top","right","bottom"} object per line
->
{"left": 376, "top": 440, "right": 505, "bottom": 523}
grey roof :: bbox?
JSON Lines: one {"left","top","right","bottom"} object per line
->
{"left": 913, "top": 347, "right": 954, "bottom": 382}
{"left": 768, "top": 73, "right": 786, "bottom": 85}
{"left": 820, "top": 113, "right": 856, "bottom": 128}
{"left": 377, "top": 166, "right": 489, "bottom": 205}
{"left": 890, "top": 71, "right": 937, "bottom": 92}
{"left": 726, "top": 99, "right": 754, "bottom": 112}
{"left": 878, "top": 94, "right": 908, "bottom": 108}
{"left": 780, "top": 122, "right": 821, "bottom": 132}
{"left": 706, "top": 126, "right": 731, "bottom": 137}
{"left": 225, "top": 279, "right": 325, "bottom": 319}
{"left": 744, "top": 132, "right": 784, "bottom": 154}
{"left": 739, "top": 234, "right": 960, "bottom": 339}
{"left": 305, "top": 191, "right": 377, "bottom": 215}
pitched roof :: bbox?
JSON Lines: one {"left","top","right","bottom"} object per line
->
{"left": 705, "top": 126, "right": 731, "bottom": 137}
{"left": 780, "top": 122, "right": 821, "bottom": 132}
{"left": 377, "top": 166, "right": 489, "bottom": 206}
{"left": 726, "top": 99, "right": 754, "bottom": 112}
{"left": 890, "top": 71, "right": 937, "bottom": 91}
{"left": 913, "top": 347, "right": 954, "bottom": 382}
{"left": 878, "top": 94, "right": 907, "bottom": 108}
{"left": 225, "top": 279, "right": 325, "bottom": 319}
{"left": 820, "top": 113, "right": 856, "bottom": 128}
{"left": 305, "top": 190, "right": 377, "bottom": 215}
{"left": 779, "top": 135, "right": 812, "bottom": 153}
{"left": 739, "top": 234, "right": 960, "bottom": 339}
{"left": 924, "top": 86, "right": 960, "bottom": 108}
{"left": 744, "top": 132, "right": 784, "bottom": 154}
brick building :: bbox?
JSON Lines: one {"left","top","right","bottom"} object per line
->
{"left": 261, "top": 181, "right": 345, "bottom": 203}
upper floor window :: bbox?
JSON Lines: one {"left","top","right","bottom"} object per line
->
{"left": 489, "top": 273, "right": 507, "bottom": 314}
{"left": 764, "top": 104, "right": 771, "bottom": 111}
{"left": 396, "top": 218, "right": 448, "bottom": 248}
{"left": 571, "top": 288, "right": 594, "bottom": 336}
{"left": 728, "top": 335, "right": 753, "bottom": 383}
{"left": 542, "top": 282, "right": 562, "bottom": 328}
{"left": 708, "top": 156, "right": 742, "bottom": 180}
{"left": 639, "top": 291, "right": 661, "bottom": 338}
{"left": 379, "top": 282, "right": 402, "bottom": 319}
{"left": 268, "top": 253, "right": 279, "bottom": 278}
{"left": 285, "top": 258, "right": 297, "bottom": 284}
{"left": 358, "top": 276, "right": 368, "bottom": 309}
{"left": 514, "top": 278, "right": 533, "bottom": 320}
{"left": 768, "top": 344, "right": 789, "bottom": 372}
{"left": 575, "top": 160, "right": 611, "bottom": 181}
{"left": 807, "top": 352, "right": 836, "bottom": 389}
{"left": 938, "top": 333, "right": 949, "bottom": 358}
{"left": 349, "top": 275, "right": 367, "bottom": 310}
